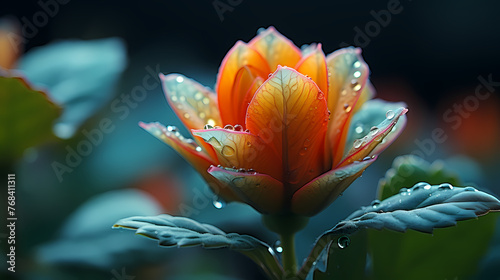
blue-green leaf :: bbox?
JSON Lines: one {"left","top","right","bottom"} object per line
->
{"left": 113, "top": 214, "right": 283, "bottom": 280}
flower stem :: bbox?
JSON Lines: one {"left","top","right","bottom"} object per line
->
{"left": 280, "top": 231, "right": 297, "bottom": 277}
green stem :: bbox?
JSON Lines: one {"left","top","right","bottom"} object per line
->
{"left": 280, "top": 231, "right": 297, "bottom": 277}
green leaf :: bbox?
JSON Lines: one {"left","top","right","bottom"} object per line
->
{"left": 378, "top": 155, "right": 461, "bottom": 200}
{"left": 0, "top": 74, "right": 61, "bottom": 162}
{"left": 299, "top": 183, "right": 500, "bottom": 279}
{"left": 113, "top": 214, "right": 284, "bottom": 280}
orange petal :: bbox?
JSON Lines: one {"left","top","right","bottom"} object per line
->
{"left": 216, "top": 41, "right": 270, "bottom": 125}
{"left": 248, "top": 27, "right": 302, "bottom": 72}
{"left": 208, "top": 166, "right": 284, "bottom": 214}
{"left": 139, "top": 122, "right": 239, "bottom": 202}
{"left": 295, "top": 44, "right": 328, "bottom": 95}
{"left": 246, "top": 66, "right": 330, "bottom": 191}
{"left": 192, "top": 127, "right": 281, "bottom": 180}
{"left": 291, "top": 157, "right": 376, "bottom": 216}
{"left": 0, "top": 20, "right": 21, "bottom": 69}
{"left": 325, "top": 47, "right": 370, "bottom": 167}
{"left": 231, "top": 66, "right": 265, "bottom": 126}
{"left": 338, "top": 107, "right": 407, "bottom": 168}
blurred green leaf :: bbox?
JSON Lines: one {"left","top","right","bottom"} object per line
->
{"left": 114, "top": 214, "right": 284, "bottom": 280}
{"left": 378, "top": 155, "right": 461, "bottom": 200}
{"left": 372, "top": 155, "right": 499, "bottom": 280}
{"left": 0, "top": 75, "right": 61, "bottom": 162}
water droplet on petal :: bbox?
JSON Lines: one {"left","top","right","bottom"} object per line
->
{"left": 194, "top": 92, "right": 203, "bottom": 100}
{"left": 202, "top": 97, "right": 210, "bottom": 105}
{"left": 212, "top": 196, "right": 226, "bottom": 209}
{"left": 268, "top": 73, "right": 273, "bottom": 78}
{"left": 341, "top": 89, "right": 347, "bottom": 96}
{"left": 344, "top": 103, "right": 352, "bottom": 113}
{"left": 386, "top": 110, "right": 395, "bottom": 120}
{"left": 204, "top": 124, "right": 214, "bottom": 129}
{"left": 198, "top": 112, "right": 206, "bottom": 119}
{"left": 399, "top": 188, "right": 408, "bottom": 194}
{"left": 234, "top": 124, "right": 243, "bottom": 131}
{"left": 167, "top": 126, "right": 178, "bottom": 132}
{"left": 337, "top": 236, "right": 351, "bottom": 249}
{"left": 221, "top": 145, "right": 235, "bottom": 156}
{"left": 176, "top": 76, "right": 184, "bottom": 83}
{"left": 369, "top": 126, "right": 379, "bottom": 136}
{"left": 464, "top": 186, "right": 476, "bottom": 191}
{"left": 371, "top": 200, "right": 381, "bottom": 208}
{"left": 183, "top": 113, "right": 190, "bottom": 119}
{"left": 224, "top": 124, "right": 234, "bottom": 130}
{"left": 195, "top": 146, "right": 202, "bottom": 152}
{"left": 353, "top": 71, "right": 361, "bottom": 78}
{"left": 351, "top": 80, "right": 361, "bottom": 91}
{"left": 353, "top": 61, "right": 361, "bottom": 68}
{"left": 353, "top": 139, "right": 363, "bottom": 149}
{"left": 207, "top": 118, "right": 216, "bottom": 126}
{"left": 413, "top": 182, "right": 430, "bottom": 191}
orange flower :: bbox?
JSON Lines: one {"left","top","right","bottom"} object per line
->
{"left": 140, "top": 27, "right": 407, "bottom": 216}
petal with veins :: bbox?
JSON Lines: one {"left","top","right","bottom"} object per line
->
{"left": 295, "top": 44, "right": 328, "bottom": 95}
{"left": 325, "top": 47, "right": 370, "bottom": 167}
{"left": 338, "top": 107, "right": 408, "bottom": 168}
{"left": 208, "top": 166, "right": 284, "bottom": 214}
{"left": 291, "top": 157, "right": 376, "bottom": 216}
{"left": 139, "top": 122, "right": 239, "bottom": 202}
{"left": 246, "top": 66, "right": 329, "bottom": 190}
{"left": 248, "top": 27, "right": 302, "bottom": 72}
{"left": 192, "top": 128, "right": 281, "bottom": 180}
{"left": 344, "top": 99, "right": 407, "bottom": 157}
{"left": 161, "top": 73, "right": 222, "bottom": 129}
{"left": 216, "top": 42, "right": 270, "bottom": 125}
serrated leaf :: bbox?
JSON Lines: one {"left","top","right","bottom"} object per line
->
{"left": 113, "top": 214, "right": 283, "bottom": 280}
{"left": 299, "top": 183, "right": 500, "bottom": 279}
{"left": 378, "top": 155, "right": 461, "bottom": 200}
{"left": 0, "top": 74, "right": 61, "bottom": 162}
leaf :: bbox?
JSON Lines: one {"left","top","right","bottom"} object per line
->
{"left": 113, "top": 214, "right": 283, "bottom": 280}
{"left": 298, "top": 183, "right": 500, "bottom": 279}
{"left": 0, "top": 74, "right": 61, "bottom": 162}
{"left": 18, "top": 38, "right": 127, "bottom": 138}
{"left": 378, "top": 155, "right": 461, "bottom": 200}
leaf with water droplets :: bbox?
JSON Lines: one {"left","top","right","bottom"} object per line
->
{"left": 113, "top": 214, "right": 284, "bottom": 280}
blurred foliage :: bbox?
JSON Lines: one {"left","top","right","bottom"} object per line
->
{"left": 0, "top": 75, "right": 60, "bottom": 162}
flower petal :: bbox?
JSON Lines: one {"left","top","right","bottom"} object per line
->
{"left": 248, "top": 27, "right": 302, "bottom": 72}
{"left": 208, "top": 166, "right": 284, "bottom": 214}
{"left": 246, "top": 66, "right": 330, "bottom": 190}
{"left": 161, "top": 74, "right": 222, "bottom": 129}
{"left": 192, "top": 128, "right": 281, "bottom": 179}
{"left": 325, "top": 47, "right": 370, "bottom": 167}
{"left": 0, "top": 19, "right": 21, "bottom": 69}
{"left": 295, "top": 44, "right": 328, "bottom": 95}
{"left": 216, "top": 41, "right": 270, "bottom": 125}
{"left": 344, "top": 99, "right": 407, "bottom": 157}
{"left": 291, "top": 157, "right": 376, "bottom": 216}
{"left": 338, "top": 107, "right": 407, "bottom": 168}
{"left": 139, "top": 122, "right": 239, "bottom": 202}
{"left": 352, "top": 80, "right": 375, "bottom": 113}
{"left": 230, "top": 66, "right": 265, "bottom": 126}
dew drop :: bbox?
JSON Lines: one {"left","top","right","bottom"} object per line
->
{"left": 353, "top": 61, "right": 361, "bottom": 68}
{"left": 371, "top": 200, "right": 381, "bottom": 208}
{"left": 337, "top": 236, "right": 351, "bottom": 249}
{"left": 351, "top": 80, "right": 361, "bottom": 91}
{"left": 353, "top": 71, "right": 361, "bottom": 78}
{"left": 234, "top": 124, "right": 244, "bottom": 131}
{"left": 369, "top": 126, "right": 379, "bottom": 136}
{"left": 207, "top": 118, "right": 216, "bottom": 127}
{"left": 183, "top": 113, "right": 190, "bottom": 119}
{"left": 179, "top": 96, "right": 186, "bottom": 102}
{"left": 413, "top": 182, "right": 430, "bottom": 191}
{"left": 222, "top": 145, "right": 235, "bottom": 156}
{"left": 194, "top": 92, "right": 203, "bottom": 100}
{"left": 268, "top": 73, "right": 273, "bottom": 78}
{"left": 246, "top": 141, "right": 252, "bottom": 147}
{"left": 204, "top": 124, "right": 214, "bottom": 129}
{"left": 399, "top": 188, "right": 408, "bottom": 194}
{"left": 176, "top": 76, "right": 184, "bottom": 83}
{"left": 202, "top": 97, "right": 210, "bottom": 105}
{"left": 344, "top": 103, "right": 352, "bottom": 113}
{"left": 464, "top": 186, "right": 476, "bottom": 191}
{"left": 386, "top": 110, "right": 395, "bottom": 120}
{"left": 341, "top": 89, "right": 348, "bottom": 96}
{"left": 362, "top": 156, "right": 372, "bottom": 161}
{"left": 353, "top": 139, "right": 362, "bottom": 149}
{"left": 224, "top": 124, "right": 234, "bottom": 130}
{"left": 195, "top": 146, "right": 202, "bottom": 152}
{"left": 355, "top": 124, "right": 364, "bottom": 134}
{"left": 438, "top": 183, "right": 453, "bottom": 190}
{"left": 171, "top": 96, "right": 178, "bottom": 102}
{"left": 274, "top": 240, "right": 283, "bottom": 253}
{"left": 212, "top": 196, "right": 226, "bottom": 209}
{"left": 167, "top": 126, "right": 178, "bottom": 132}
{"left": 198, "top": 112, "right": 206, "bottom": 119}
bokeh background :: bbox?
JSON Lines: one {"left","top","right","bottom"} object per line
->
{"left": 1, "top": 0, "right": 500, "bottom": 279}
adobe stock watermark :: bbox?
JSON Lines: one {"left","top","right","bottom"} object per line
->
{"left": 51, "top": 64, "right": 161, "bottom": 182}
{"left": 212, "top": 0, "right": 243, "bottom": 22}
{"left": 339, "top": 0, "right": 411, "bottom": 48}
{"left": 390, "top": 74, "right": 499, "bottom": 185}
{"left": 7, "top": 0, "right": 70, "bottom": 51}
